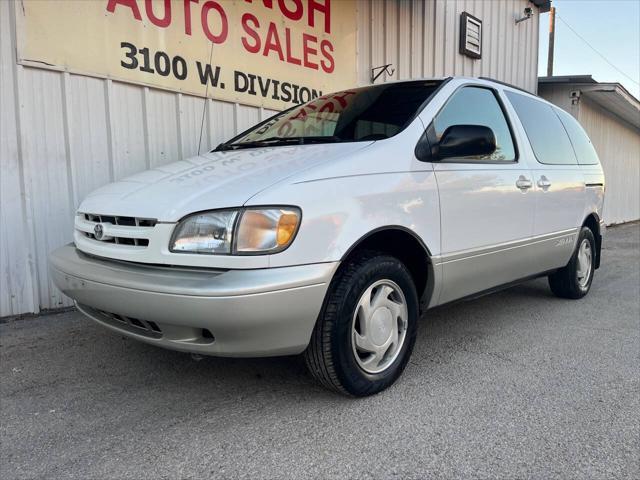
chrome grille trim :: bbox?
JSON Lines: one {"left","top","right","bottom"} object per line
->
{"left": 76, "top": 213, "right": 158, "bottom": 248}
{"left": 81, "top": 231, "right": 150, "bottom": 246}
{"left": 83, "top": 213, "right": 157, "bottom": 227}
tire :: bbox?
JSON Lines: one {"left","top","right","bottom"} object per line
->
{"left": 304, "top": 250, "right": 419, "bottom": 397}
{"left": 548, "top": 226, "right": 596, "bottom": 299}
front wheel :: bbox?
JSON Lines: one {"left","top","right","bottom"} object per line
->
{"left": 548, "top": 226, "right": 596, "bottom": 299}
{"left": 304, "top": 251, "right": 418, "bottom": 397}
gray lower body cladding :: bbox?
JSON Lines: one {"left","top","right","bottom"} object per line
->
{"left": 49, "top": 244, "right": 337, "bottom": 357}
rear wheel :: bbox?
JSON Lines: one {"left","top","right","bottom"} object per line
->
{"left": 304, "top": 251, "right": 418, "bottom": 396}
{"left": 548, "top": 226, "right": 596, "bottom": 299}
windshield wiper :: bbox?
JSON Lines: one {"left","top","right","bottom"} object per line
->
{"left": 215, "top": 136, "right": 342, "bottom": 151}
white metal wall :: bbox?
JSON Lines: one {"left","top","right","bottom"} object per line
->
{"left": 578, "top": 98, "right": 640, "bottom": 225}
{"left": 357, "top": 0, "right": 540, "bottom": 92}
{"left": 539, "top": 85, "right": 640, "bottom": 225}
{"left": 1, "top": 0, "right": 540, "bottom": 317}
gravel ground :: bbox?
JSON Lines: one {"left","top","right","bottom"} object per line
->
{"left": 1, "top": 222, "right": 638, "bottom": 479}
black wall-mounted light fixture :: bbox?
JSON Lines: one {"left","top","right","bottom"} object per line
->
{"left": 516, "top": 7, "right": 534, "bottom": 24}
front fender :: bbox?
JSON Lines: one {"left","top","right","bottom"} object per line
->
{"left": 254, "top": 170, "right": 442, "bottom": 268}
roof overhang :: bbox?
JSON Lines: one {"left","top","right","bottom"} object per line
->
{"left": 530, "top": 0, "right": 551, "bottom": 13}
{"left": 580, "top": 86, "right": 640, "bottom": 129}
{"left": 539, "top": 76, "right": 640, "bottom": 129}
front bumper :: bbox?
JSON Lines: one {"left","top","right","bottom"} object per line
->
{"left": 49, "top": 244, "right": 338, "bottom": 357}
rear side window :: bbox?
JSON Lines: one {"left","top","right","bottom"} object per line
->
{"left": 554, "top": 108, "right": 600, "bottom": 165}
{"left": 433, "top": 87, "right": 516, "bottom": 161}
{"left": 505, "top": 91, "right": 577, "bottom": 165}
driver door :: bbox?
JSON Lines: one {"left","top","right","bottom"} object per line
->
{"left": 429, "top": 86, "right": 535, "bottom": 304}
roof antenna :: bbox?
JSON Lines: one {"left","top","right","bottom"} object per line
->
{"left": 198, "top": 40, "right": 215, "bottom": 156}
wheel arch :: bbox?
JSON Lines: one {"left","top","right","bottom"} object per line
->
{"left": 341, "top": 226, "right": 435, "bottom": 304}
{"left": 582, "top": 212, "right": 602, "bottom": 269}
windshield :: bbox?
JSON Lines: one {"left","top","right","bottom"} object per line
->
{"left": 216, "top": 80, "right": 443, "bottom": 150}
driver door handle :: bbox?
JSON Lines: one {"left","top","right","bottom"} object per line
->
{"left": 516, "top": 176, "right": 532, "bottom": 191}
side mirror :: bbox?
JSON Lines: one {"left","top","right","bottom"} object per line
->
{"left": 437, "top": 125, "right": 496, "bottom": 160}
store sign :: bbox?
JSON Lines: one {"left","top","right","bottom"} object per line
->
{"left": 16, "top": 0, "right": 357, "bottom": 110}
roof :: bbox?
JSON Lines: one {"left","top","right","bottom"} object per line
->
{"left": 530, "top": 0, "right": 552, "bottom": 13}
{"left": 539, "top": 75, "right": 598, "bottom": 85}
{"left": 539, "top": 75, "right": 640, "bottom": 129}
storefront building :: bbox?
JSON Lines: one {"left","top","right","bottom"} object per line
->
{"left": 1, "top": 0, "right": 549, "bottom": 316}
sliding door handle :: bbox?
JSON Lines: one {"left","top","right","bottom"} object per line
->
{"left": 537, "top": 176, "right": 552, "bottom": 190}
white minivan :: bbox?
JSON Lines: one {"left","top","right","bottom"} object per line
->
{"left": 50, "top": 77, "right": 605, "bottom": 396}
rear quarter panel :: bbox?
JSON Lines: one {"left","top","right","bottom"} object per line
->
{"left": 582, "top": 166, "right": 606, "bottom": 226}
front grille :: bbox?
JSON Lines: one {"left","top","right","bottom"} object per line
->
{"left": 78, "top": 212, "right": 157, "bottom": 247}
{"left": 83, "top": 213, "right": 156, "bottom": 227}
{"left": 81, "top": 231, "right": 149, "bottom": 246}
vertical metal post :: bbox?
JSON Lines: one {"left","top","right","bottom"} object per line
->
{"left": 547, "top": 7, "right": 556, "bottom": 77}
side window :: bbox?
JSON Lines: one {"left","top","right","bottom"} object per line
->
{"left": 505, "top": 91, "right": 577, "bottom": 165}
{"left": 432, "top": 86, "right": 516, "bottom": 161}
{"left": 554, "top": 108, "right": 600, "bottom": 165}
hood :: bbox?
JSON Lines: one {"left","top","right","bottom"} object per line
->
{"left": 79, "top": 142, "right": 372, "bottom": 221}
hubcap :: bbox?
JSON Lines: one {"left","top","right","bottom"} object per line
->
{"left": 351, "top": 279, "right": 408, "bottom": 374}
{"left": 576, "top": 238, "right": 592, "bottom": 289}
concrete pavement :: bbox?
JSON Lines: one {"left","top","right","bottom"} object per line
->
{"left": 1, "top": 222, "right": 638, "bottom": 479}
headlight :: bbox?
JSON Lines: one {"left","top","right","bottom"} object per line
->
{"left": 170, "top": 207, "right": 301, "bottom": 255}
{"left": 170, "top": 210, "right": 238, "bottom": 254}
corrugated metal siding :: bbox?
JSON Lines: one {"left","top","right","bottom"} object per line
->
{"left": 536, "top": 84, "right": 574, "bottom": 112}
{"left": 357, "top": 0, "right": 539, "bottom": 92}
{"left": 1, "top": 0, "right": 540, "bottom": 317}
{"left": 1, "top": 0, "right": 38, "bottom": 316}
{"left": 579, "top": 99, "right": 640, "bottom": 225}
{"left": 539, "top": 85, "right": 640, "bottom": 225}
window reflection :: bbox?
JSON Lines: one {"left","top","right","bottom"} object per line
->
{"left": 433, "top": 87, "right": 516, "bottom": 162}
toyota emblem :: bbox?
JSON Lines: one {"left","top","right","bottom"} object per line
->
{"left": 94, "top": 223, "right": 105, "bottom": 240}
